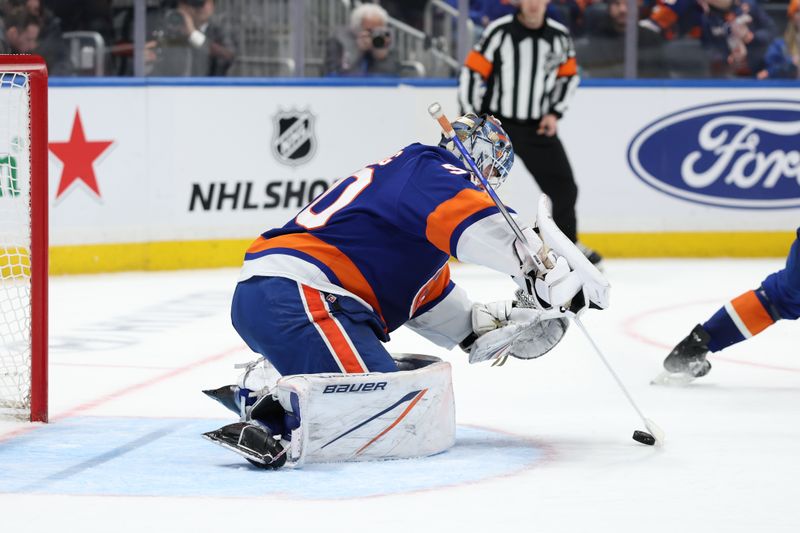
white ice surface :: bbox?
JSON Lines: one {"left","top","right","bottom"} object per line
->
{"left": 1, "top": 259, "right": 799, "bottom": 532}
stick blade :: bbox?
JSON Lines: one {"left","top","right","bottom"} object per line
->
{"left": 644, "top": 418, "right": 666, "bottom": 446}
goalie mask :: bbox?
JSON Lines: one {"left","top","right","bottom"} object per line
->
{"left": 439, "top": 113, "right": 514, "bottom": 189}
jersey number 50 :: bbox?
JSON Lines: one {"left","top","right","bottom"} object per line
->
{"left": 294, "top": 150, "right": 402, "bottom": 230}
{"left": 295, "top": 167, "right": 374, "bottom": 230}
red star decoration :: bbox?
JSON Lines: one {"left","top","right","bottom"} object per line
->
{"left": 49, "top": 109, "right": 113, "bottom": 199}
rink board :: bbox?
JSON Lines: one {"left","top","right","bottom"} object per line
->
{"left": 46, "top": 78, "right": 800, "bottom": 272}
{"left": 0, "top": 417, "right": 544, "bottom": 499}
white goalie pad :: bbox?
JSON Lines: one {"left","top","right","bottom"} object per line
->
{"left": 272, "top": 354, "right": 455, "bottom": 467}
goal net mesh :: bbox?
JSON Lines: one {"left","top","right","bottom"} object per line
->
{"left": 0, "top": 72, "right": 33, "bottom": 419}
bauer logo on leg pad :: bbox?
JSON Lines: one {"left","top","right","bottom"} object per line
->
{"left": 323, "top": 382, "right": 388, "bottom": 394}
{"left": 274, "top": 357, "right": 455, "bottom": 466}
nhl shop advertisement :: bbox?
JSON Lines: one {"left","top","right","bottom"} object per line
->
{"left": 47, "top": 83, "right": 798, "bottom": 257}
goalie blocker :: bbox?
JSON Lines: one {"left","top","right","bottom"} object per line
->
{"left": 204, "top": 354, "right": 455, "bottom": 468}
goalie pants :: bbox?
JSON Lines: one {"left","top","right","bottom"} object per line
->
{"left": 231, "top": 276, "right": 398, "bottom": 376}
{"left": 501, "top": 120, "right": 578, "bottom": 243}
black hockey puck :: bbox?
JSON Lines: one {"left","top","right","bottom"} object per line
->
{"left": 632, "top": 430, "right": 656, "bottom": 446}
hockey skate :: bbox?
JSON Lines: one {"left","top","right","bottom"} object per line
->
{"left": 651, "top": 324, "right": 712, "bottom": 386}
{"left": 203, "top": 422, "right": 287, "bottom": 469}
{"left": 202, "top": 385, "right": 240, "bottom": 415}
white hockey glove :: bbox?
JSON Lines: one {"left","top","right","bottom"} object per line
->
{"left": 535, "top": 194, "right": 610, "bottom": 313}
{"left": 460, "top": 301, "right": 568, "bottom": 364}
{"left": 511, "top": 195, "right": 611, "bottom": 315}
{"left": 511, "top": 225, "right": 583, "bottom": 312}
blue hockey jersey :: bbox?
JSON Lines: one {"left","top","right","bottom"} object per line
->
{"left": 239, "top": 143, "right": 513, "bottom": 336}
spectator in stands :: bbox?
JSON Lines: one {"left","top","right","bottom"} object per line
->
{"left": 103, "top": 1, "right": 160, "bottom": 76}
{"left": 756, "top": 0, "right": 799, "bottom": 79}
{"left": 574, "top": 0, "right": 629, "bottom": 76}
{"left": 474, "top": 0, "right": 517, "bottom": 26}
{"left": 475, "top": 0, "right": 577, "bottom": 31}
{"left": 44, "top": 0, "right": 113, "bottom": 43}
{"left": 640, "top": 0, "right": 775, "bottom": 77}
{"left": 6, "top": 0, "right": 72, "bottom": 74}
{"left": 381, "top": 0, "right": 428, "bottom": 30}
{"left": 152, "top": 0, "right": 236, "bottom": 77}
{"left": 0, "top": 7, "right": 39, "bottom": 53}
{"left": 639, "top": 0, "right": 704, "bottom": 40}
{"left": 324, "top": 4, "right": 401, "bottom": 77}
{"left": 586, "top": 0, "right": 628, "bottom": 37}
{"left": 701, "top": 0, "right": 776, "bottom": 76}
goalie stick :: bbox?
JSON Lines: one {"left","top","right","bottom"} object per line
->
{"left": 428, "top": 102, "right": 664, "bottom": 446}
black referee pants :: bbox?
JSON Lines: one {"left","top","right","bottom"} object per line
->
{"left": 502, "top": 121, "right": 578, "bottom": 243}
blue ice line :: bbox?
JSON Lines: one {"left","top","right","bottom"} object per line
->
{"left": 16, "top": 421, "right": 186, "bottom": 492}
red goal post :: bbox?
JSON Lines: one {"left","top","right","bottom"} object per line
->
{"left": 0, "top": 55, "right": 48, "bottom": 422}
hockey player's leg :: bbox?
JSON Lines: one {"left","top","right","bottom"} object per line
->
{"left": 231, "top": 276, "right": 396, "bottom": 375}
{"left": 534, "top": 137, "right": 605, "bottom": 268}
{"left": 506, "top": 123, "right": 603, "bottom": 268}
{"left": 205, "top": 354, "right": 454, "bottom": 469}
{"left": 203, "top": 356, "right": 299, "bottom": 468}
{"left": 656, "top": 231, "right": 800, "bottom": 385}
{"left": 761, "top": 228, "right": 800, "bottom": 321}
{"left": 655, "top": 290, "right": 776, "bottom": 385}
{"left": 509, "top": 126, "right": 579, "bottom": 244}
{"left": 209, "top": 276, "right": 401, "bottom": 467}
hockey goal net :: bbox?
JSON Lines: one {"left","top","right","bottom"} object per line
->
{"left": 0, "top": 56, "right": 48, "bottom": 422}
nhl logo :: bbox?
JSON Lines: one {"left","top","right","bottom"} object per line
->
{"left": 272, "top": 109, "right": 316, "bottom": 166}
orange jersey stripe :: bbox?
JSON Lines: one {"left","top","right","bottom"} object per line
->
{"left": 410, "top": 263, "right": 451, "bottom": 317}
{"left": 247, "top": 233, "right": 384, "bottom": 322}
{"left": 557, "top": 57, "right": 578, "bottom": 77}
{"left": 465, "top": 50, "right": 493, "bottom": 80}
{"left": 730, "top": 291, "right": 774, "bottom": 336}
{"left": 356, "top": 388, "right": 428, "bottom": 455}
{"left": 301, "top": 285, "right": 367, "bottom": 374}
{"left": 425, "top": 189, "right": 497, "bottom": 255}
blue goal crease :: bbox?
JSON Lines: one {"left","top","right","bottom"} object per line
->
{"left": 16, "top": 422, "right": 186, "bottom": 493}
{"left": 0, "top": 417, "right": 544, "bottom": 499}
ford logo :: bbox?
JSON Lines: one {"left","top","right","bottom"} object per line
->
{"left": 627, "top": 100, "right": 800, "bottom": 209}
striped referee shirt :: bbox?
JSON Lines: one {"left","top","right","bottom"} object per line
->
{"left": 458, "top": 14, "right": 580, "bottom": 123}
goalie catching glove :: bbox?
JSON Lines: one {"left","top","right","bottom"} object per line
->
{"left": 460, "top": 300, "right": 569, "bottom": 364}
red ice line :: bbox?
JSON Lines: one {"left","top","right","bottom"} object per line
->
{"left": 0, "top": 345, "right": 249, "bottom": 443}
{"left": 622, "top": 300, "right": 800, "bottom": 374}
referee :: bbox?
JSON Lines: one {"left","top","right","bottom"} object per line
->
{"left": 458, "top": 0, "right": 602, "bottom": 267}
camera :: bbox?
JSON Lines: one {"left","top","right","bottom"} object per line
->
{"left": 370, "top": 28, "right": 391, "bottom": 49}
{"left": 161, "top": 9, "right": 188, "bottom": 42}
